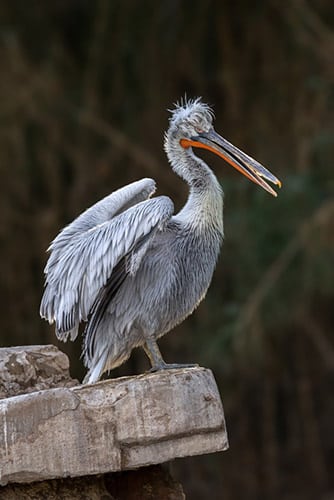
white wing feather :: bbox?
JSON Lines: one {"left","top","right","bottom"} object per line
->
{"left": 40, "top": 178, "right": 174, "bottom": 341}
{"left": 48, "top": 178, "right": 156, "bottom": 251}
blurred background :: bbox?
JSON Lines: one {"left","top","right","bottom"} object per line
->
{"left": 1, "top": 1, "right": 333, "bottom": 498}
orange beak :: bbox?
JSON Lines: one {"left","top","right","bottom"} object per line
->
{"left": 180, "top": 129, "right": 281, "bottom": 197}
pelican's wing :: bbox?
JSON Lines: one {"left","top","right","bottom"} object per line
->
{"left": 40, "top": 178, "right": 174, "bottom": 341}
{"left": 48, "top": 178, "right": 156, "bottom": 248}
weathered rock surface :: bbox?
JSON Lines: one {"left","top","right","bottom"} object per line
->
{"left": 0, "top": 353, "right": 228, "bottom": 486}
{"left": 0, "top": 345, "right": 78, "bottom": 399}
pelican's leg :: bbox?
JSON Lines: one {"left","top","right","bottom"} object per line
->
{"left": 143, "top": 338, "right": 198, "bottom": 372}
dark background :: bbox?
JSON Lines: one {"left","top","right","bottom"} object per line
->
{"left": 1, "top": 1, "right": 333, "bottom": 498}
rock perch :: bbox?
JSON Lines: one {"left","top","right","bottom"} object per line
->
{"left": 0, "top": 345, "right": 228, "bottom": 488}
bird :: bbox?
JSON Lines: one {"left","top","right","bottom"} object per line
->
{"left": 40, "top": 97, "right": 281, "bottom": 384}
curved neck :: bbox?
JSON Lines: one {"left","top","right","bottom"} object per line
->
{"left": 165, "top": 139, "right": 213, "bottom": 188}
{"left": 165, "top": 141, "right": 224, "bottom": 233}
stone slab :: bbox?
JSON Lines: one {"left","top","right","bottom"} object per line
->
{"left": 0, "top": 345, "right": 78, "bottom": 399}
{"left": 0, "top": 365, "right": 228, "bottom": 486}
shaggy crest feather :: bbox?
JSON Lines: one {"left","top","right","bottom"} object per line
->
{"left": 168, "top": 96, "right": 214, "bottom": 128}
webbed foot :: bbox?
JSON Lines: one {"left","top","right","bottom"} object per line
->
{"left": 149, "top": 362, "right": 199, "bottom": 372}
{"left": 143, "top": 339, "right": 198, "bottom": 373}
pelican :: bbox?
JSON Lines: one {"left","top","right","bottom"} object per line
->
{"left": 40, "top": 98, "right": 281, "bottom": 383}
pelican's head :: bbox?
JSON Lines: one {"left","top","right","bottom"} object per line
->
{"left": 166, "top": 97, "right": 214, "bottom": 140}
{"left": 165, "top": 97, "right": 281, "bottom": 196}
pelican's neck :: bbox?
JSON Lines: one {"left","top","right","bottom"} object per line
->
{"left": 167, "top": 145, "right": 224, "bottom": 234}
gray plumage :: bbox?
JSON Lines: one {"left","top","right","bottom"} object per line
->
{"left": 40, "top": 97, "right": 280, "bottom": 383}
